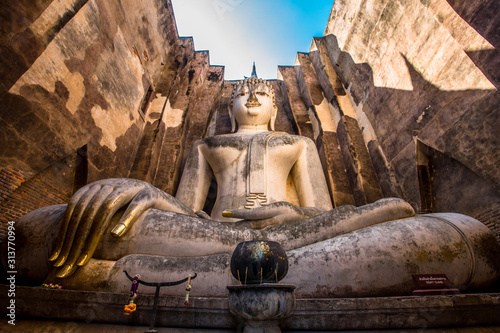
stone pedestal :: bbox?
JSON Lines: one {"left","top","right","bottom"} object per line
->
{"left": 227, "top": 284, "right": 296, "bottom": 333}
{"left": 2, "top": 286, "right": 500, "bottom": 331}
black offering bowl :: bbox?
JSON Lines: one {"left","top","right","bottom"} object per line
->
{"left": 230, "top": 240, "right": 288, "bottom": 284}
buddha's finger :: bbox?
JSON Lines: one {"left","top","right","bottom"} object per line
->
{"left": 111, "top": 189, "right": 156, "bottom": 237}
{"left": 155, "top": 189, "right": 197, "bottom": 216}
{"left": 56, "top": 185, "right": 114, "bottom": 278}
{"left": 49, "top": 185, "right": 91, "bottom": 261}
{"left": 53, "top": 185, "right": 103, "bottom": 267}
{"left": 76, "top": 186, "right": 144, "bottom": 267}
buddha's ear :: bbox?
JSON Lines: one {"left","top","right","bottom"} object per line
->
{"left": 228, "top": 103, "right": 236, "bottom": 133}
{"left": 269, "top": 105, "right": 277, "bottom": 131}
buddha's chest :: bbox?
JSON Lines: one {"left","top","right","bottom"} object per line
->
{"left": 200, "top": 138, "right": 300, "bottom": 177}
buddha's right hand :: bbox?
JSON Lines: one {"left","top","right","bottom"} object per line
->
{"left": 49, "top": 178, "right": 195, "bottom": 278}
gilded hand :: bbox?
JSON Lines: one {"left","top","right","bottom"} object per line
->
{"left": 49, "top": 178, "right": 195, "bottom": 278}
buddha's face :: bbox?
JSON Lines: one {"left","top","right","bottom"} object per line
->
{"left": 232, "top": 82, "right": 275, "bottom": 128}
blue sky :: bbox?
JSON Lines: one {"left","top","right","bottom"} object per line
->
{"left": 171, "top": 0, "right": 333, "bottom": 80}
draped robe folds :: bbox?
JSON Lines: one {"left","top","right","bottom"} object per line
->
{"left": 245, "top": 132, "right": 286, "bottom": 208}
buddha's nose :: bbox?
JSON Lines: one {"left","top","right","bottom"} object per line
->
{"left": 247, "top": 91, "right": 259, "bottom": 103}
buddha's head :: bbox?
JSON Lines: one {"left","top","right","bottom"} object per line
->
{"left": 229, "top": 67, "right": 277, "bottom": 132}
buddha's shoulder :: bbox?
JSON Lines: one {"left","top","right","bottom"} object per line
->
{"left": 194, "top": 132, "right": 312, "bottom": 148}
{"left": 194, "top": 134, "right": 249, "bottom": 150}
{"left": 270, "top": 133, "right": 312, "bottom": 145}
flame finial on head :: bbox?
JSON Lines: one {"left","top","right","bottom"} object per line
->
{"left": 250, "top": 62, "right": 258, "bottom": 79}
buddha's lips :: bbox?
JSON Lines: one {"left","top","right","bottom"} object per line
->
{"left": 245, "top": 102, "right": 261, "bottom": 108}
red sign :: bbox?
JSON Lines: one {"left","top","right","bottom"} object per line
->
{"left": 412, "top": 274, "right": 460, "bottom": 296}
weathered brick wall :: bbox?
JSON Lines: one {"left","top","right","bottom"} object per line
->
{"left": 0, "top": 153, "right": 77, "bottom": 235}
{"left": 475, "top": 206, "right": 500, "bottom": 245}
{"left": 0, "top": 168, "right": 28, "bottom": 234}
{"left": 0, "top": 174, "right": 72, "bottom": 235}
{"left": 0, "top": 168, "right": 26, "bottom": 204}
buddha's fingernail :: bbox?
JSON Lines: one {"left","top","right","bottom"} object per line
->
{"left": 56, "top": 264, "right": 75, "bottom": 278}
{"left": 222, "top": 211, "right": 233, "bottom": 218}
{"left": 49, "top": 250, "right": 60, "bottom": 261}
{"left": 111, "top": 223, "right": 126, "bottom": 237}
{"left": 77, "top": 253, "right": 88, "bottom": 266}
{"left": 53, "top": 255, "right": 67, "bottom": 267}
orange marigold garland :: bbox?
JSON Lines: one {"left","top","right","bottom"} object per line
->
{"left": 124, "top": 303, "right": 136, "bottom": 315}
{"left": 41, "top": 283, "right": 62, "bottom": 289}
{"left": 124, "top": 274, "right": 140, "bottom": 315}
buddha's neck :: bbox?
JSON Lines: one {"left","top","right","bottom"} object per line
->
{"left": 236, "top": 124, "right": 269, "bottom": 134}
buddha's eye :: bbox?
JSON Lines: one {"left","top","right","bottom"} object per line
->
{"left": 256, "top": 91, "right": 268, "bottom": 96}
{"left": 238, "top": 90, "right": 248, "bottom": 96}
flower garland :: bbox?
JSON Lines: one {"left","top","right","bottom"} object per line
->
{"left": 124, "top": 274, "right": 140, "bottom": 315}
{"left": 41, "top": 283, "right": 62, "bottom": 289}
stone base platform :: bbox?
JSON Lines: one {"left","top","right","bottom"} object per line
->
{"left": 2, "top": 321, "right": 500, "bottom": 333}
{"left": 1, "top": 286, "right": 499, "bottom": 331}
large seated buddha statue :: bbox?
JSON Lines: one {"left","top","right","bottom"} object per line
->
{"left": 4, "top": 71, "right": 499, "bottom": 298}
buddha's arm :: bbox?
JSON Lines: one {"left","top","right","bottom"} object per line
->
{"left": 261, "top": 198, "right": 416, "bottom": 251}
{"left": 291, "top": 138, "right": 333, "bottom": 210}
{"left": 50, "top": 178, "right": 196, "bottom": 278}
{"left": 175, "top": 140, "right": 213, "bottom": 212}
